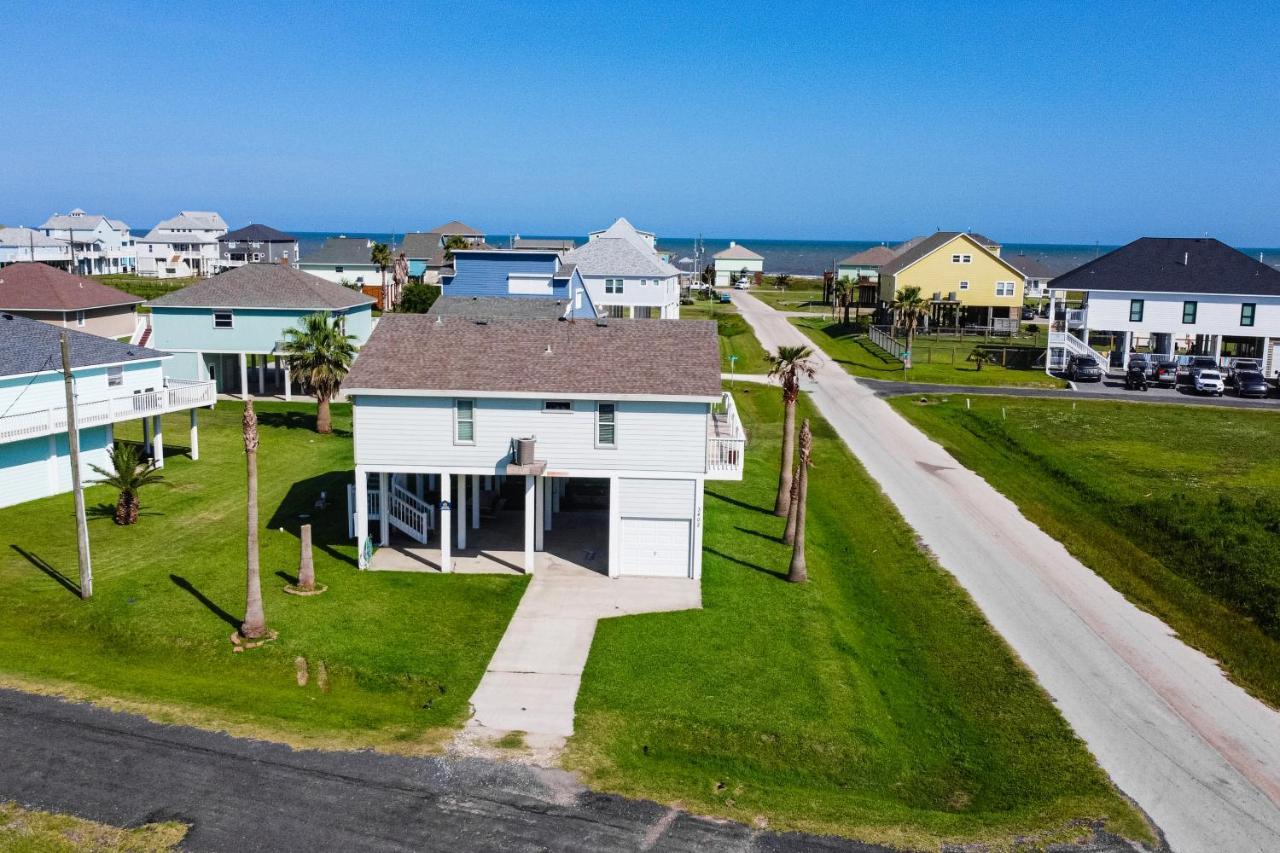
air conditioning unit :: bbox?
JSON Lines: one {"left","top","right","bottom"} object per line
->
{"left": 515, "top": 437, "right": 536, "bottom": 466}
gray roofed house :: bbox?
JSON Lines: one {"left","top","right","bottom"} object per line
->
{"left": 218, "top": 224, "right": 300, "bottom": 270}
{"left": 136, "top": 210, "right": 228, "bottom": 279}
{"left": 1050, "top": 237, "right": 1280, "bottom": 296}
{"left": 36, "top": 209, "right": 136, "bottom": 276}
{"left": 0, "top": 312, "right": 165, "bottom": 378}
{"left": 427, "top": 295, "right": 573, "bottom": 320}
{"left": 344, "top": 315, "right": 721, "bottom": 399}
{"left": 877, "top": 231, "right": 1003, "bottom": 277}
{"left": 514, "top": 237, "right": 577, "bottom": 251}
{"left": 430, "top": 220, "right": 485, "bottom": 238}
{"left": 297, "top": 236, "right": 378, "bottom": 266}
{"left": 149, "top": 262, "right": 374, "bottom": 310}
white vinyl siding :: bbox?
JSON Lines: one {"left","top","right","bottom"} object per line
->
{"left": 1083, "top": 291, "right": 1280, "bottom": 336}
{"left": 618, "top": 477, "right": 696, "bottom": 517}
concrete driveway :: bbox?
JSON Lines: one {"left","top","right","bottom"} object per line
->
{"left": 732, "top": 291, "right": 1280, "bottom": 853}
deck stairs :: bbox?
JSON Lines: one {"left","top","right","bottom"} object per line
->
{"left": 347, "top": 474, "right": 435, "bottom": 544}
{"left": 1048, "top": 331, "right": 1112, "bottom": 374}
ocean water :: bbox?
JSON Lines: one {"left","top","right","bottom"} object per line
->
{"left": 291, "top": 231, "right": 1280, "bottom": 278}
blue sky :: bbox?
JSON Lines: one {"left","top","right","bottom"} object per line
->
{"left": 2, "top": 0, "right": 1277, "bottom": 244}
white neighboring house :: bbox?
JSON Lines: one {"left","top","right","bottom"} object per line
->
{"left": 39, "top": 209, "right": 136, "bottom": 275}
{"left": 566, "top": 218, "right": 681, "bottom": 319}
{"left": 1048, "top": 237, "right": 1280, "bottom": 375}
{"left": 0, "top": 227, "right": 72, "bottom": 268}
{"left": 1007, "top": 254, "right": 1057, "bottom": 299}
{"left": 135, "top": 211, "right": 228, "bottom": 279}
{"left": 342, "top": 315, "right": 745, "bottom": 578}
{"left": 296, "top": 237, "right": 382, "bottom": 287}
{"left": 713, "top": 242, "right": 764, "bottom": 287}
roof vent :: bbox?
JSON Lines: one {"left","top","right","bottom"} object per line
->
{"left": 595, "top": 317, "right": 608, "bottom": 327}
{"left": 474, "top": 319, "right": 487, "bottom": 325}
{"left": 544, "top": 344, "right": 552, "bottom": 355}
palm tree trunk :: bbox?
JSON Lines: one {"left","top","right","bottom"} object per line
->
{"left": 241, "top": 402, "right": 267, "bottom": 639}
{"left": 297, "top": 523, "right": 316, "bottom": 591}
{"left": 774, "top": 396, "right": 796, "bottom": 516}
{"left": 115, "top": 490, "right": 134, "bottom": 525}
{"left": 788, "top": 420, "right": 812, "bottom": 583}
{"left": 316, "top": 396, "right": 332, "bottom": 434}
{"left": 782, "top": 468, "right": 800, "bottom": 544}
{"left": 905, "top": 324, "right": 915, "bottom": 369}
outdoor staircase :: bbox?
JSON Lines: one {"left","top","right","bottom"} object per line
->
{"left": 347, "top": 474, "right": 435, "bottom": 545}
{"left": 1048, "top": 331, "right": 1112, "bottom": 374}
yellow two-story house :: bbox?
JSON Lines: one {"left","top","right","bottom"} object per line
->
{"left": 877, "top": 231, "right": 1025, "bottom": 329}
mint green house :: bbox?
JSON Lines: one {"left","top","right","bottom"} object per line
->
{"left": 148, "top": 264, "right": 374, "bottom": 398}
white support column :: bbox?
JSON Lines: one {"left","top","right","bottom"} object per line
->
{"left": 141, "top": 417, "right": 151, "bottom": 458}
{"left": 471, "top": 474, "right": 480, "bottom": 529}
{"left": 257, "top": 355, "right": 265, "bottom": 395}
{"left": 456, "top": 473, "right": 467, "bottom": 550}
{"left": 189, "top": 408, "right": 199, "bottom": 461}
{"left": 439, "top": 473, "right": 452, "bottom": 572}
{"left": 542, "top": 477, "right": 552, "bottom": 532}
{"left": 274, "top": 355, "right": 282, "bottom": 391}
{"left": 283, "top": 362, "right": 292, "bottom": 402}
{"left": 692, "top": 479, "right": 705, "bottom": 580}
{"left": 378, "top": 471, "right": 390, "bottom": 546}
{"left": 355, "top": 467, "right": 369, "bottom": 568}
{"left": 608, "top": 476, "right": 621, "bottom": 578}
{"left": 524, "top": 475, "right": 535, "bottom": 573}
{"left": 151, "top": 414, "right": 164, "bottom": 469}
{"left": 1212, "top": 334, "right": 1223, "bottom": 363}
{"left": 415, "top": 473, "right": 424, "bottom": 500}
{"left": 239, "top": 353, "right": 250, "bottom": 401}
{"left": 534, "top": 476, "right": 545, "bottom": 550}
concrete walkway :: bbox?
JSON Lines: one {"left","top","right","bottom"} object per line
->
{"left": 731, "top": 291, "right": 1280, "bottom": 853}
{"left": 464, "top": 562, "right": 699, "bottom": 751}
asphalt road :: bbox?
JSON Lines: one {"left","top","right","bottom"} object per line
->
{"left": 857, "top": 375, "right": 1280, "bottom": 408}
{"left": 733, "top": 291, "right": 1280, "bottom": 853}
{"left": 0, "top": 688, "right": 899, "bottom": 853}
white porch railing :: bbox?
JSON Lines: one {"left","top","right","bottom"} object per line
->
{"left": 707, "top": 391, "right": 746, "bottom": 480}
{"left": 129, "top": 314, "right": 151, "bottom": 346}
{"left": 1047, "top": 331, "right": 1112, "bottom": 373}
{"left": 347, "top": 475, "right": 434, "bottom": 544}
{"left": 0, "top": 378, "right": 216, "bottom": 445}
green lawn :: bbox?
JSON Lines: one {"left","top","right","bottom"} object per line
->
{"left": 566, "top": 387, "right": 1150, "bottom": 847}
{"left": 893, "top": 396, "right": 1280, "bottom": 709}
{"left": 0, "top": 402, "right": 527, "bottom": 751}
{"left": 681, "top": 297, "right": 774, "bottom": 374}
{"left": 792, "top": 317, "right": 1066, "bottom": 388}
{"left": 750, "top": 288, "right": 829, "bottom": 313}
{"left": 92, "top": 273, "right": 198, "bottom": 303}
{"left": 0, "top": 802, "right": 186, "bottom": 852}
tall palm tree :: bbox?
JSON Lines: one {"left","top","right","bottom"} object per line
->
{"left": 768, "top": 344, "right": 816, "bottom": 517}
{"left": 370, "top": 242, "right": 392, "bottom": 290}
{"left": 282, "top": 313, "right": 356, "bottom": 434}
{"left": 240, "top": 401, "right": 269, "bottom": 640}
{"left": 787, "top": 419, "right": 813, "bottom": 583}
{"left": 833, "top": 277, "right": 853, "bottom": 324}
{"left": 892, "top": 286, "right": 928, "bottom": 368}
{"left": 89, "top": 442, "right": 166, "bottom": 525}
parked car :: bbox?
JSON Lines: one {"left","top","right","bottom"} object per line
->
{"left": 1020, "top": 307, "right": 1036, "bottom": 320}
{"left": 1127, "top": 355, "right": 1157, "bottom": 379}
{"left": 1227, "top": 358, "right": 1263, "bottom": 385}
{"left": 733, "top": 277, "right": 750, "bottom": 290}
{"left": 1066, "top": 354, "right": 1104, "bottom": 382}
{"left": 1155, "top": 360, "right": 1179, "bottom": 387}
{"left": 1177, "top": 355, "right": 1218, "bottom": 382}
{"left": 1124, "top": 364, "right": 1149, "bottom": 391}
{"left": 1233, "top": 370, "right": 1270, "bottom": 398}
{"left": 1193, "top": 369, "right": 1225, "bottom": 396}
{"left": 717, "top": 291, "right": 731, "bottom": 304}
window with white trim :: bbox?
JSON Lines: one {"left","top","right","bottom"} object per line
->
{"left": 543, "top": 400, "right": 572, "bottom": 412}
{"left": 213, "top": 311, "right": 233, "bottom": 329}
{"left": 605, "top": 278, "right": 623, "bottom": 294}
{"left": 952, "top": 254, "right": 972, "bottom": 263}
{"left": 596, "top": 402, "right": 616, "bottom": 447}
{"left": 958, "top": 280, "right": 970, "bottom": 290}
{"left": 995, "top": 281, "right": 1016, "bottom": 297}
{"left": 107, "top": 365, "right": 123, "bottom": 387}
{"left": 454, "top": 399, "right": 474, "bottom": 443}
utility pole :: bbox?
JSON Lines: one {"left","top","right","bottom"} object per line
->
{"left": 60, "top": 332, "right": 93, "bottom": 598}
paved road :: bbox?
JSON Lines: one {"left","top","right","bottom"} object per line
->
{"left": 732, "top": 292, "right": 1280, "bottom": 853}
{"left": 0, "top": 688, "right": 887, "bottom": 853}
{"left": 855, "top": 376, "right": 1280, "bottom": 409}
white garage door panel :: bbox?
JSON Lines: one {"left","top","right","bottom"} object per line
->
{"left": 621, "top": 517, "right": 690, "bottom": 577}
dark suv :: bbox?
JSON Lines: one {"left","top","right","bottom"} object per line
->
{"left": 1233, "top": 371, "right": 1270, "bottom": 398}
{"left": 1066, "top": 354, "right": 1104, "bottom": 381}
{"left": 1155, "top": 361, "right": 1178, "bottom": 387}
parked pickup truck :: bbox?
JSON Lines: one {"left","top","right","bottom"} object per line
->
{"left": 1193, "top": 369, "right": 1226, "bottom": 396}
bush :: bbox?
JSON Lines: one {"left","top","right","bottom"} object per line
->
{"left": 398, "top": 283, "right": 439, "bottom": 313}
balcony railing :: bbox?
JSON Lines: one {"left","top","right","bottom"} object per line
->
{"left": 707, "top": 391, "right": 746, "bottom": 480}
{"left": 0, "top": 378, "right": 216, "bottom": 445}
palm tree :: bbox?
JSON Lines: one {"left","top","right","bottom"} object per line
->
{"left": 89, "top": 442, "right": 165, "bottom": 525}
{"left": 768, "top": 344, "right": 816, "bottom": 517}
{"left": 833, "top": 277, "right": 855, "bottom": 325}
{"left": 370, "top": 242, "right": 392, "bottom": 290}
{"left": 442, "top": 234, "right": 469, "bottom": 262}
{"left": 240, "top": 401, "right": 269, "bottom": 640}
{"left": 787, "top": 419, "right": 813, "bottom": 583}
{"left": 892, "top": 286, "right": 928, "bottom": 368}
{"left": 782, "top": 465, "right": 800, "bottom": 545}
{"left": 774, "top": 272, "right": 792, "bottom": 291}
{"left": 282, "top": 313, "right": 356, "bottom": 434}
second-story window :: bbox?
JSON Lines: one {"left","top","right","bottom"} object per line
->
{"left": 1129, "top": 299, "right": 1144, "bottom": 322}
{"left": 107, "top": 365, "right": 123, "bottom": 387}
{"left": 1241, "top": 303, "right": 1256, "bottom": 327}
{"left": 995, "top": 281, "right": 1015, "bottom": 297}
{"left": 213, "top": 311, "right": 233, "bottom": 329}
{"left": 958, "top": 280, "right": 969, "bottom": 290}
{"left": 605, "top": 279, "right": 623, "bottom": 295}
{"left": 1182, "top": 301, "right": 1198, "bottom": 324}
{"left": 596, "top": 403, "right": 616, "bottom": 447}
{"left": 335, "top": 265, "right": 345, "bottom": 274}
{"left": 543, "top": 400, "right": 572, "bottom": 413}
{"left": 454, "top": 399, "right": 475, "bottom": 443}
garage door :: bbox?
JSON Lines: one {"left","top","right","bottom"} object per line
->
{"left": 621, "top": 517, "right": 691, "bottom": 577}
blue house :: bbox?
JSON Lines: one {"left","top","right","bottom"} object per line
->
{"left": 441, "top": 249, "right": 598, "bottom": 318}
{"left": 0, "top": 313, "right": 215, "bottom": 508}
{"left": 148, "top": 263, "right": 375, "bottom": 398}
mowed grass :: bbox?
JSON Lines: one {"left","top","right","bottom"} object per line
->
{"left": 681, "top": 297, "right": 774, "bottom": 374}
{"left": 750, "top": 288, "right": 829, "bottom": 313}
{"left": 0, "top": 802, "right": 187, "bottom": 852}
{"left": 0, "top": 402, "right": 526, "bottom": 751}
{"left": 91, "top": 273, "right": 198, "bottom": 303}
{"left": 894, "top": 395, "right": 1280, "bottom": 708}
{"left": 792, "top": 317, "right": 1066, "bottom": 388}
{"left": 566, "top": 387, "right": 1151, "bottom": 847}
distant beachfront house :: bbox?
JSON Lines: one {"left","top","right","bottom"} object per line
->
{"left": 135, "top": 211, "right": 228, "bottom": 279}
{"left": 296, "top": 236, "right": 384, "bottom": 290}
{"left": 148, "top": 263, "right": 375, "bottom": 398}
{"left": 566, "top": 218, "right": 681, "bottom": 319}
{"left": 1047, "top": 237, "right": 1280, "bottom": 376}
{"left": 400, "top": 221, "right": 487, "bottom": 283}
{"left": 0, "top": 263, "right": 143, "bottom": 341}
{"left": 0, "top": 227, "right": 73, "bottom": 269}
{"left": 875, "top": 231, "right": 1025, "bottom": 329}
{"left": 835, "top": 244, "right": 906, "bottom": 308}
{"left": 712, "top": 242, "right": 764, "bottom": 288}
{"left": 217, "top": 224, "right": 299, "bottom": 271}
{"left": 0, "top": 314, "right": 215, "bottom": 508}
{"left": 39, "top": 209, "right": 136, "bottom": 275}
{"left": 513, "top": 237, "right": 577, "bottom": 252}
{"left": 440, "top": 248, "right": 597, "bottom": 319}
{"left": 1007, "top": 254, "right": 1057, "bottom": 299}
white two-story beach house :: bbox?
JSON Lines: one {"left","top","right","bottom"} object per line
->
{"left": 566, "top": 218, "right": 681, "bottom": 319}
{"left": 342, "top": 315, "right": 744, "bottom": 578}
{"left": 135, "top": 211, "right": 228, "bottom": 279}
{"left": 0, "top": 314, "right": 215, "bottom": 508}
{"left": 39, "top": 210, "right": 136, "bottom": 275}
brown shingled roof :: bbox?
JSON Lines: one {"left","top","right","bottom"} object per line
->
{"left": 344, "top": 315, "right": 722, "bottom": 399}
{"left": 837, "top": 246, "right": 897, "bottom": 267}
{"left": 0, "top": 262, "right": 142, "bottom": 311}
